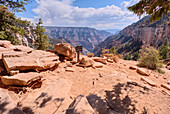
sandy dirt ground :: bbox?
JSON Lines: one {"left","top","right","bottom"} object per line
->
{"left": 1, "top": 59, "right": 170, "bottom": 114}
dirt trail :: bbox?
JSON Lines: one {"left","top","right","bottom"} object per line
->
{"left": 1, "top": 59, "right": 170, "bottom": 114}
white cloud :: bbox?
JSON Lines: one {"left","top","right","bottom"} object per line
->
{"left": 20, "top": 17, "right": 35, "bottom": 23}
{"left": 29, "top": 0, "right": 140, "bottom": 29}
{"left": 121, "top": 0, "right": 140, "bottom": 10}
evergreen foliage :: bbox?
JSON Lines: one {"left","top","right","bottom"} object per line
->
{"left": 34, "top": 18, "right": 50, "bottom": 50}
{"left": 0, "top": 0, "right": 31, "bottom": 12}
{"left": 127, "top": 0, "right": 170, "bottom": 23}
{"left": 0, "top": 5, "right": 30, "bottom": 44}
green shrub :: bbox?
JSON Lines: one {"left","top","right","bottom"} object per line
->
{"left": 159, "top": 39, "right": 170, "bottom": 59}
{"left": 138, "top": 46, "right": 162, "bottom": 70}
{"left": 110, "top": 46, "right": 117, "bottom": 55}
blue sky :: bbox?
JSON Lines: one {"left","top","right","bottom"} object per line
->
{"left": 16, "top": 0, "right": 140, "bottom": 29}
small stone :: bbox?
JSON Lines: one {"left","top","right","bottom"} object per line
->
{"left": 9, "top": 70, "right": 19, "bottom": 76}
{"left": 93, "top": 62, "right": 103, "bottom": 68}
{"left": 99, "top": 73, "right": 104, "bottom": 77}
{"left": 65, "top": 67, "right": 74, "bottom": 72}
{"left": 167, "top": 80, "right": 170, "bottom": 85}
{"left": 161, "top": 84, "right": 170, "bottom": 91}
{"left": 155, "top": 75, "right": 158, "bottom": 78}
{"left": 163, "top": 76, "right": 167, "bottom": 79}
{"left": 141, "top": 77, "right": 157, "bottom": 87}
{"left": 92, "top": 57, "right": 107, "bottom": 65}
{"left": 137, "top": 68, "right": 149, "bottom": 76}
{"left": 129, "top": 66, "right": 137, "bottom": 70}
{"left": 107, "top": 59, "right": 113, "bottom": 63}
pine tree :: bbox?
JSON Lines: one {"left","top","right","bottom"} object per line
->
{"left": 0, "top": 0, "right": 31, "bottom": 12}
{"left": 0, "top": 5, "right": 30, "bottom": 44}
{"left": 127, "top": 0, "right": 170, "bottom": 23}
{"left": 34, "top": 18, "right": 50, "bottom": 50}
{"left": 160, "top": 39, "right": 170, "bottom": 59}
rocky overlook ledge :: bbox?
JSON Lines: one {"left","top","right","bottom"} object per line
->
{"left": 0, "top": 40, "right": 170, "bottom": 114}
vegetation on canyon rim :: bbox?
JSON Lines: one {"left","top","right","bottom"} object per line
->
{"left": 0, "top": 0, "right": 169, "bottom": 70}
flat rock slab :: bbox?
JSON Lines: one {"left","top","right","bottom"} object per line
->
{"left": 0, "top": 72, "right": 43, "bottom": 86}
{"left": 141, "top": 77, "right": 157, "bottom": 87}
{"left": 0, "top": 89, "right": 24, "bottom": 114}
{"left": 2, "top": 50, "right": 59, "bottom": 72}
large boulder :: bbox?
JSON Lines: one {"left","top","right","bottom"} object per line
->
{"left": 0, "top": 89, "right": 24, "bottom": 114}
{"left": 54, "top": 43, "right": 76, "bottom": 60}
{"left": 66, "top": 95, "right": 95, "bottom": 114}
{"left": 0, "top": 72, "right": 43, "bottom": 86}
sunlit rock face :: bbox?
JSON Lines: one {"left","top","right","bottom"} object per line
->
{"left": 44, "top": 27, "right": 112, "bottom": 52}
{"left": 94, "top": 16, "right": 170, "bottom": 56}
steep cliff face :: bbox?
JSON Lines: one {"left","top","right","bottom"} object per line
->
{"left": 93, "top": 16, "right": 170, "bottom": 58}
{"left": 44, "top": 27, "right": 112, "bottom": 52}
{"left": 15, "top": 26, "right": 36, "bottom": 47}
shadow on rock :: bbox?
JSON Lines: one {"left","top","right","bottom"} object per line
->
{"left": 34, "top": 92, "right": 52, "bottom": 108}
{"left": 22, "top": 107, "right": 34, "bottom": 114}
{"left": 0, "top": 101, "right": 24, "bottom": 114}
{"left": 87, "top": 94, "right": 109, "bottom": 114}
{"left": 0, "top": 102, "right": 9, "bottom": 114}
{"left": 105, "top": 83, "right": 137, "bottom": 114}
